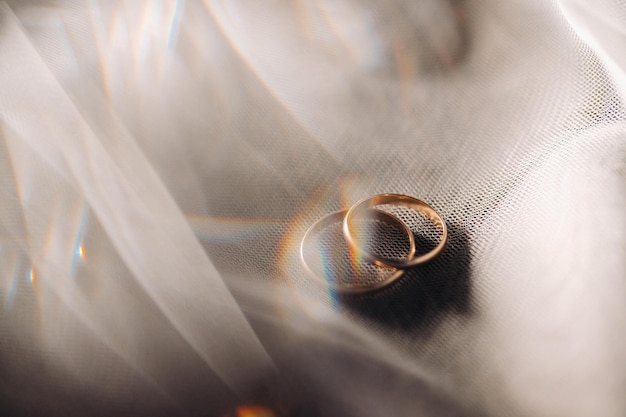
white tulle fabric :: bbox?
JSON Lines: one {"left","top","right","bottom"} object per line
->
{"left": 0, "top": 1, "right": 624, "bottom": 416}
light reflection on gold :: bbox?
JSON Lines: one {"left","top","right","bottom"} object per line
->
{"left": 337, "top": 178, "right": 364, "bottom": 283}
{"left": 78, "top": 245, "right": 86, "bottom": 259}
{"left": 275, "top": 179, "right": 364, "bottom": 304}
{"left": 29, "top": 267, "right": 36, "bottom": 284}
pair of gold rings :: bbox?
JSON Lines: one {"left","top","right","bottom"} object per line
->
{"left": 300, "top": 194, "right": 448, "bottom": 294}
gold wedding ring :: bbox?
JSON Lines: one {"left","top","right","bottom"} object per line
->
{"left": 300, "top": 209, "right": 416, "bottom": 294}
{"left": 300, "top": 194, "right": 447, "bottom": 293}
{"left": 343, "top": 194, "right": 447, "bottom": 269}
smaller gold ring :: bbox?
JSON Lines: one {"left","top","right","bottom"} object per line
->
{"left": 343, "top": 194, "right": 448, "bottom": 269}
{"left": 300, "top": 209, "right": 416, "bottom": 294}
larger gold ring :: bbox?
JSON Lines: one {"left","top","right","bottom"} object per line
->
{"left": 343, "top": 194, "right": 448, "bottom": 269}
{"left": 300, "top": 208, "right": 416, "bottom": 293}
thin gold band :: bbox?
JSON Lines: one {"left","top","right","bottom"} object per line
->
{"left": 300, "top": 208, "right": 416, "bottom": 294}
{"left": 343, "top": 194, "right": 448, "bottom": 269}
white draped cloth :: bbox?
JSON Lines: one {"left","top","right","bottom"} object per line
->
{"left": 0, "top": 0, "right": 624, "bottom": 416}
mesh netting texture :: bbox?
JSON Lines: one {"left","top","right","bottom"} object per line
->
{"left": 0, "top": 0, "right": 625, "bottom": 416}
{"left": 300, "top": 210, "right": 413, "bottom": 290}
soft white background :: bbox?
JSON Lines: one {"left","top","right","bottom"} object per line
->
{"left": 0, "top": 0, "right": 624, "bottom": 416}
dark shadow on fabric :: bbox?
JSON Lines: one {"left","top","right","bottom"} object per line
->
{"left": 338, "top": 223, "right": 471, "bottom": 333}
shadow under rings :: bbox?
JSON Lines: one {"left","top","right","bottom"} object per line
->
{"left": 338, "top": 222, "right": 472, "bottom": 334}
